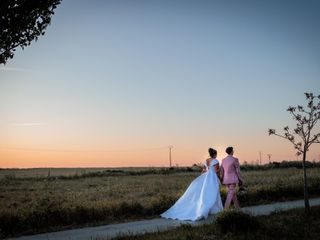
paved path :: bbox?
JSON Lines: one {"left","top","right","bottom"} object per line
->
{"left": 10, "top": 198, "right": 320, "bottom": 240}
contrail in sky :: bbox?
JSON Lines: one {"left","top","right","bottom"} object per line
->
{"left": 11, "top": 122, "right": 48, "bottom": 127}
{"left": 0, "top": 67, "right": 37, "bottom": 73}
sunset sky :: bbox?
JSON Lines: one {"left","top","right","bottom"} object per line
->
{"left": 1, "top": 0, "right": 320, "bottom": 168}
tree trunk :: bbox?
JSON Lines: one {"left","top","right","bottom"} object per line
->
{"left": 302, "top": 149, "right": 310, "bottom": 214}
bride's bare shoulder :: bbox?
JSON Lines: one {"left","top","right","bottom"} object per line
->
{"left": 205, "top": 158, "right": 213, "bottom": 165}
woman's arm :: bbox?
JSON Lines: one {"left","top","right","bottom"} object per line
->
{"left": 201, "top": 165, "right": 207, "bottom": 174}
{"left": 214, "top": 164, "right": 220, "bottom": 173}
{"left": 201, "top": 159, "right": 210, "bottom": 174}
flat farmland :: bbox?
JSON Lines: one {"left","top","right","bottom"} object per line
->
{"left": 0, "top": 167, "right": 150, "bottom": 179}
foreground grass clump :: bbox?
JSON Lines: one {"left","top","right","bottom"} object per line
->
{"left": 113, "top": 206, "right": 320, "bottom": 240}
{"left": 215, "top": 210, "right": 260, "bottom": 234}
{"left": 0, "top": 168, "right": 320, "bottom": 238}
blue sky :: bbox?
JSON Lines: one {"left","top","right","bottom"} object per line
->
{"left": 1, "top": 0, "right": 320, "bottom": 167}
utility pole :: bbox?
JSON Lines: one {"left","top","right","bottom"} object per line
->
{"left": 259, "top": 151, "right": 262, "bottom": 165}
{"left": 168, "top": 145, "right": 173, "bottom": 167}
{"left": 267, "top": 154, "right": 272, "bottom": 164}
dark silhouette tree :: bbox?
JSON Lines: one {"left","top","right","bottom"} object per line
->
{"left": 268, "top": 92, "right": 320, "bottom": 214}
{"left": 0, "top": 0, "right": 62, "bottom": 64}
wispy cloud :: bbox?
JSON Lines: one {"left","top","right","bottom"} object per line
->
{"left": 11, "top": 122, "right": 48, "bottom": 127}
{"left": 0, "top": 67, "right": 37, "bottom": 73}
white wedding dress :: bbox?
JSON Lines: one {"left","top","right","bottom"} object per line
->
{"left": 160, "top": 159, "right": 223, "bottom": 221}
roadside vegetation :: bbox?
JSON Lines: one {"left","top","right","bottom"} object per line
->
{"left": 112, "top": 206, "right": 320, "bottom": 240}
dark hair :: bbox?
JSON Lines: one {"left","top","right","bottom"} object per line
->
{"left": 208, "top": 148, "right": 217, "bottom": 158}
{"left": 226, "top": 147, "right": 233, "bottom": 155}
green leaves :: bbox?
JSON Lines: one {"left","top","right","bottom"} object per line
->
{"left": 0, "top": 0, "right": 62, "bottom": 64}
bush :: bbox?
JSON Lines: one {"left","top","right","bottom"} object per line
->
{"left": 216, "top": 210, "right": 260, "bottom": 234}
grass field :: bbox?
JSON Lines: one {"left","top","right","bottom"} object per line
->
{"left": 1, "top": 167, "right": 320, "bottom": 238}
{"left": 112, "top": 206, "right": 320, "bottom": 240}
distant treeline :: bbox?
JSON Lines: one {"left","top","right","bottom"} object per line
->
{"left": 240, "top": 160, "right": 320, "bottom": 171}
{"left": 1, "top": 161, "right": 319, "bottom": 181}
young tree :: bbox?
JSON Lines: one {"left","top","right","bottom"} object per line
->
{"left": 268, "top": 92, "right": 320, "bottom": 214}
{"left": 0, "top": 0, "right": 62, "bottom": 64}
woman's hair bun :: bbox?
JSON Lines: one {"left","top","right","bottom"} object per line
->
{"left": 208, "top": 148, "right": 217, "bottom": 157}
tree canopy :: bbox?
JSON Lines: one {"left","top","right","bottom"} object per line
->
{"left": 0, "top": 0, "right": 61, "bottom": 64}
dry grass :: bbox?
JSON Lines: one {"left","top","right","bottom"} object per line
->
{"left": 0, "top": 167, "right": 151, "bottom": 179}
{"left": 0, "top": 167, "right": 319, "bottom": 237}
{"left": 112, "top": 206, "right": 320, "bottom": 240}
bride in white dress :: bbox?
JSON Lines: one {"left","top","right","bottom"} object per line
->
{"left": 160, "top": 148, "right": 223, "bottom": 221}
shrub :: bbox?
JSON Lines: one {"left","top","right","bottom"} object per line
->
{"left": 216, "top": 210, "right": 260, "bottom": 234}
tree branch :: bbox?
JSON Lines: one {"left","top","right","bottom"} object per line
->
{"left": 271, "top": 132, "right": 303, "bottom": 154}
{"left": 0, "top": 42, "right": 22, "bottom": 55}
{"left": 288, "top": 109, "right": 308, "bottom": 143}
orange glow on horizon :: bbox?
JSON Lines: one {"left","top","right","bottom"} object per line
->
{"left": 1, "top": 143, "right": 319, "bottom": 168}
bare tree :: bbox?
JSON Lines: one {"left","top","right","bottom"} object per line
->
{"left": 268, "top": 92, "right": 320, "bottom": 214}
